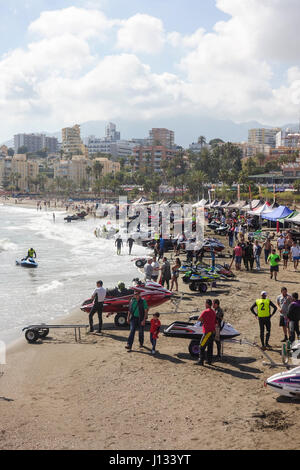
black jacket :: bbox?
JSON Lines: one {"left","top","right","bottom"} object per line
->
{"left": 287, "top": 301, "right": 300, "bottom": 321}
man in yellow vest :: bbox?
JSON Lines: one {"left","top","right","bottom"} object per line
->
{"left": 26, "top": 248, "right": 37, "bottom": 260}
{"left": 250, "top": 291, "right": 277, "bottom": 350}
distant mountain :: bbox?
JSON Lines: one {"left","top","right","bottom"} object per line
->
{"left": 2, "top": 118, "right": 300, "bottom": 149}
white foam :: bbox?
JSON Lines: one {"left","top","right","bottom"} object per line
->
{"left": 0, "top": 238, "right": 17, "bottom": 252}
{"left": 36, "top": 280, "right": 63, "bottom": 294}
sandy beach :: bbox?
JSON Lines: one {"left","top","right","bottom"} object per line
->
{"left": 1, "top": 227, "right": 300, "bottom": 451}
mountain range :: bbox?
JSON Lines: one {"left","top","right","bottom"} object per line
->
{"left": 2, "top": 117, "right": 300, "bottom": 149}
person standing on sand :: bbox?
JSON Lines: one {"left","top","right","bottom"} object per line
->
{"left": 151, "top": 257, "right": 160, "bottom": 282}
{"left": 115, "top": 237, "right": 123, "bottom": 255}
{"left": 144, "top": 259, "right": 153, "bottom": 281}
{"left": 197, "top": 299, "right": 216, "bottom": 366}
{"left": 268, "top": 248, "right": 280, "bottom": 281}
{"left": 88, "top": 280, "right": 106, "bottom": 334}
{"left": 126, "top": 292, "right": 148, "bottom": 351}
{"left": 277, "top": 287, "right": 292, "bottom": 343}
{"left": 250, "top": 291, "right": 277, "bottom": 350}
{"left": 253, "top": 240, "right": 262, "bottom": 271}
{"left": 262, "top": 238, "right": 272, "bottom": 264}
{"left": 127, "top": 237, "right": 135, "bottom": 255}
{"left": 213, "top": 299, "right": 224, "bottom": 361}
{"left": 150, "top": 312, "right": 161, "bottom": 355}
{"left": 287, "top": 293, "right": 300, "bottom": 343}
{"left": 161, "top": 257, "right": 171, "bottom": 290}
{"left": 170, "top": 258, "right": 181, "bottom": 292}
{"left": 291, "top": 242, "right": 300, "bottom": 271}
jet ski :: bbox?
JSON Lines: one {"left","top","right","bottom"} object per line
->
{"left": 16, "top": 257, "right": 38, "bottom": 268}
{"left": 164, "top": 318, "right": 240, "bottom": 358}
{"left": 202, "top": 238, "right": 225, "bottom": 253}
{"left": 81, "top": 280, "right": 173, "bottom": 327}
{"left": 265, "top": 367, "right": 300, "bottom": 398}
{"left": 214, "top": 224, "right": 230, "bottom": 236}
{"left": 264, "top": 340, "right": 300, "bottom": 398}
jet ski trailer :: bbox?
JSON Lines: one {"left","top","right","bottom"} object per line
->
{"left": 23, "top": 324, "right": 89, "bottom": 343}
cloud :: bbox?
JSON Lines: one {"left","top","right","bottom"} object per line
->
{"left": 116, "top": 14, "right": 165, "bottom": 54}
{"left": 29, "top": 6, "right": 112, "bottom": 40}
{"left": 2, "top": 1, "right": 300, "bottom": 141}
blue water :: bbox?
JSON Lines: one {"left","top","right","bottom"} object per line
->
{"left": 0, "top": 204, "right": 148, "bottom": 344}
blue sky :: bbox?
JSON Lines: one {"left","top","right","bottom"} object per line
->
{"left": 0, "top": 0, "right": 300, "bottom": 144}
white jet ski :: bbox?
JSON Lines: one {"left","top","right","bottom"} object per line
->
{"left": 265, "top": 366, "right": 300, "bottom": 398}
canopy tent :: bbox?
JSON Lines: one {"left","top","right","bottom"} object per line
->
{"left": 205, "top": 199, "right": 219, "bottom": 208}
{"left": 192, "top": 199, "right": 207, "bottom": 208}
{"left": 133, "top": 197, "right": 149, "bottom": 205}
{"left": 261, "top": 205, "right": 294, "bottom": 221}
{"left": 222, "top": 200, "right": 234, "bottom": 208}
{"left": 247, "top": 202, "right": 272, "bottom": 216}
{"left": 242, "top": 200, "right": 261, "bottom": 211}
{"left": 216, "top": 200, "right": 227, "bottom": 207}
{"left": 227, "top": 201, "right": 246, "bottom": 209}
{"left": 279, "top": 211, "right": 300, "bottom": 224}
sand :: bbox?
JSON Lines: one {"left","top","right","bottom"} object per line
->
{"left": 1, "top": 222, "right": 300, "bottom": 450}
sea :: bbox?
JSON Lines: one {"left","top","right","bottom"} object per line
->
{"left": 0, "top": 204, "right": 149, "bottom": 345}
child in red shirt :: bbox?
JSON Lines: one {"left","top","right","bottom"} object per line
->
{"left": 150, "top": 313, "right": 161, "bottom": 355}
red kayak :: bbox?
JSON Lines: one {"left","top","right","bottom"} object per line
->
{"left": 81, "top": 281, "right": 173, "bottom": 327}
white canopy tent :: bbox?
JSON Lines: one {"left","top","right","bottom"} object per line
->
{"left": 247, "top": 203, "right": 272, "bottom": 216}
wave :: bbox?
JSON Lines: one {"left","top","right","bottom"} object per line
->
{"left": 36, "top": 280, "right": 63, "bottom": 294}
{"left": 0, "top": 238, "right": 18, "bottom": 253}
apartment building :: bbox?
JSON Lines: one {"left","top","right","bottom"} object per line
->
{"left": 133, "top": 146, "right": 177, "bottom": 173}
{"left": 149, "top": 128, "right": 175, "bottom": 149}
{"left": 14, "top": 133, "right": 58, "bottom": 153}
{"left": 62, "top": 124, "right": 87, "bottom": 156}
{"left": 105, "top": 122, "right": 121, "bottom": 142}
{"left": 248, "top": 128, "right": 281, "bottom": 148}
{"left": 276, "top": 130, "right": 300, "bottom": 148}
{"left": 54, "top": 156, "right": 92, "bottom": 186}
{"left": 6, "top": 154, "right": 39, "bottom": 191}
{"left": 93, "top": 158, "right": 120, "bottom": 176}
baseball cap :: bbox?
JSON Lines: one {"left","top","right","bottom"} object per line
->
{"left": 261, "top": 291, "right": 267, "bottom": 297}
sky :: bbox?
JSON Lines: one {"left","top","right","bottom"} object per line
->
{"left": 1, "top": 0, "right": 300, "bottom": 144}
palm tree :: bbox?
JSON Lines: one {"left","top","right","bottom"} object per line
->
{"left": 93, "top": 161, "right": 103, "bottom": 181}
{"left": 197, "top": 136, "right": 207, "bottom": 147}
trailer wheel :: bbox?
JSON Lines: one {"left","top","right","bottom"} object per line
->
{"left": 115, "top": 313, "right": 128, "bottom": 328}
{"left": 25, "top": 329, "right": 39, "bottom": 343}
{"left": 189, "top": 282, "right": 197, "bottom": 292}
{"left": 198, "top": 283, "right": 208, "bottom": 293}
{"left": 38, "top": 328, "right": 50, "bottom": 338}
{"left": 189, "top": 340, "right": 200, "bottom": 358}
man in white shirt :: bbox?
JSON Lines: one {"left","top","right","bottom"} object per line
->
{"left": 151, "top": 257, "right": 160, "bottom": 282}
{"left": 89, "top": 280, "right": 106, "bottom": 334}
{"left": 144, "top": 259, "right": 153, "bottom": 281}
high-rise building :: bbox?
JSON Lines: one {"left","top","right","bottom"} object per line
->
{"left": 105, "top": 122, "right": 121, "bottom": 141}
{"left": 276, "top": 129, "right": 300, "bottom": 148}
{"left": 149, "top": 128, "right": 175, "bottom": 149}
{"left": 62, "top": 124, "right": 85, "bottom": 155}
{"left": 248, "top": 128, "right": 281, "bottom": 148}
{"left": 14, "top": 133, "right": 58, "bottom": 154}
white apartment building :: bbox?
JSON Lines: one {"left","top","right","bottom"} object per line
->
{"left": 276, "top": 129, "right": 300, "bottom": 148}
{"left": 248, "top": 128, "right": 281, "bottom": 148}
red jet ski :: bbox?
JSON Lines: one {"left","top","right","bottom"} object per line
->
{"left": 81, "top": 281, "right": 173, "bottom": 327}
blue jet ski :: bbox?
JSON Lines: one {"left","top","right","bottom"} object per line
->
{"left": 16, "top": 257, "right": 38, "bottom": 268}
